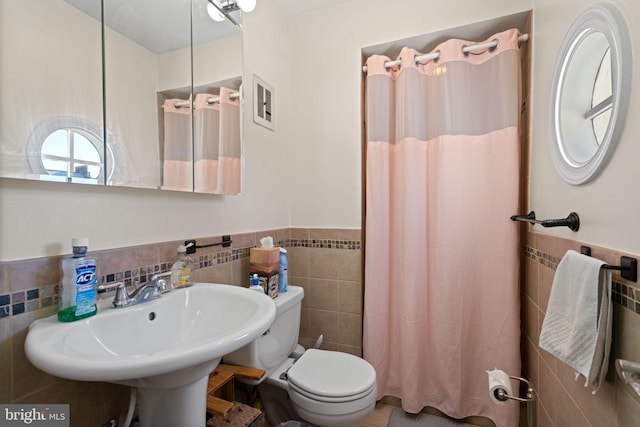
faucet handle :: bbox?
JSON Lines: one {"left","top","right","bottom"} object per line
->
{"left": 150, "top": 271, "right": 171, "bottom": 282}
{"left": 97, "top": 280, "right": 124, "bottom": 294}
{"left": 156, "top": 278, "right": 169, "bottom": 293}
{"left": 112, "top": 283, "right": 131, "bottom": 308}
{"left": 150, "top": 271, "right": 172, "bottom": 293}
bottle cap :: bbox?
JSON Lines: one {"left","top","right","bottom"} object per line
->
{"left": 72, "top": 237, "right": 89, "bottom": 247}
{"left": 280, "top": 247, "right": 287, "bottom": 253}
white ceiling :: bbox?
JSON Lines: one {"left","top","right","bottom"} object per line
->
{"left": 63, "top": 0, "right": 240, "bottom": 54}
{"left": 63, "top": 0, "right": 350, "bottom": 54}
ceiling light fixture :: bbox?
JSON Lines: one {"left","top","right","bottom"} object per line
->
{"left": 236, "top": 0, "right": 256, "bottom": 13}
{"left": 207, "top": 0, "right": 256, "bottom": 22}
{"left": 206, "top": 2, "right": 226, "bottom": 21}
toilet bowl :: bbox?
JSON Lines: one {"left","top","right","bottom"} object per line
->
{"left": 223, "top": 286, "right": 377, "bottom": 426}
{"left": 283, "top": 349, "right": 376, "bottom": 426}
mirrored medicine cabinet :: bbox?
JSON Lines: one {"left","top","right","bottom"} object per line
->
{"left": 0, "top": 0, "right": 243, "bottom": 194}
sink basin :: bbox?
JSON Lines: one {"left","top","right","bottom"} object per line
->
{"left": 25, "top": 283, "right": 276, "bottom": 427}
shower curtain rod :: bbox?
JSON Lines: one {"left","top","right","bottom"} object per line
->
{"left": 362, "top": 33, "right": 529, "bottom": 72}
{"left": 206, "top": 92, "right": 241, "bottom": 104}
{"left": 172, "top": 92, "right": 240, "bottom": 109}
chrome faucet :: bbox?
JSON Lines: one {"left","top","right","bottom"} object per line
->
{"left": 111, "top": 271, "right": 171, "bottom": 308}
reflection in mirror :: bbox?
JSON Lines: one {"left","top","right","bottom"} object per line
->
{"left": 0, "top": 0, "right": 103, "bottom": 184}
{"left": 0, "top": 0, "right": 243, "bottom": 193}
{"left": 26, "top": 116, "right": 115, "bottom": 184}
{"left": 192, "top": 0, "right": 243, "bottom": 194}
{"left": 104, "top": 0, "right": 192, "bottom": 190}
{"left": 103, "top": 0, "right": 243, "bottom": 192}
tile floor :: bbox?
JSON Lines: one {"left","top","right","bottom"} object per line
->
{"left": 357, "top": 402, "right": 396, "bottom": 426}
{"left": 357, "top": 402, "right": 485, "bottom": 427}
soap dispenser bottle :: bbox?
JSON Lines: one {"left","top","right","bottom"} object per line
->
{"left": 58, "top": 237, "right": 98, "bottom": 322}
{"left": 171, "top": 243, "right": 194, "bottom": 289}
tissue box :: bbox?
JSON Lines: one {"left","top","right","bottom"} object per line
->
{"left": 249, "top": 247, "right": 280, "bottom": 274}
{"left": 248, "top": 272, "right": 279, "bottom": 299}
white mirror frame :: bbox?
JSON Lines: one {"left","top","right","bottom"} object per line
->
{"left": 549, "top": 2, "right": 632, "bottom": 185}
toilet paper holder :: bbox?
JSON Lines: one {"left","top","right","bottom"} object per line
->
{"left": 494, "top": 376, "right": 536, "bottom": 403}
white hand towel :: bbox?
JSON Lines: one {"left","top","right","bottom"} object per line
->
{"left": 539, "top": 250, "right": 612, "bottom": 392}
{"left": 586, "top": 267, "right": 612, "bottom": 392}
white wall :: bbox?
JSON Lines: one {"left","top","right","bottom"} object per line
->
{"left": 288, "top": 0, "right": 532, "bottom": 228}
{"left": 192, "top": 34, "right": 243, "bottom": 89}
{"left": 104, "top": 25, "right": 162, "bottom": 188}
{"left": 529, "top": 0, "right": 640, "bottom": 254}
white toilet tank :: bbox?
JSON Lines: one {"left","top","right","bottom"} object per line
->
{"left": 223, "top": 286, "right": 304, "bottom": 380}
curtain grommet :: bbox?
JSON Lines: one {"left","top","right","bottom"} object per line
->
{"left": 489, "top": 39, "right": 500, "bottom": 53}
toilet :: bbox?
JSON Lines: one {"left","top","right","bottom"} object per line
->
{"left": 223, "top": 286, "right": 377, "bottom": 427}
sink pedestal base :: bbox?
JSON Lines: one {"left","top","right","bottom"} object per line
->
{"left": 133, "top": 359, "right": 222, "bottom": 427}
{"left": 137, "top": 375, "right": 208, "bottom": 427}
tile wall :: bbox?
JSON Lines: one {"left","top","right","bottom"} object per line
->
{"left": 288, "top": 228, "right": 363, "bottom": 356}
{"left": 0, "top": 227, "right": 362, "bottom": 426}
{"left": 9, "top": 219, "right": 640, "bottom": 426}
{"left": 523, "top": 231, "right": 640, "bottom": 427}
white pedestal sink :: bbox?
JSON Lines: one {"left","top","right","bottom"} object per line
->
{"left": 25, "top": 283, "right": 276, "bottom": 427}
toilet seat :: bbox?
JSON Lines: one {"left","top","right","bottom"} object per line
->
{"left": 287, "top": 349, "right": 376, "bottom": 402}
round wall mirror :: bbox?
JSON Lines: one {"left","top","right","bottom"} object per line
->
{"left": 549, "top": 2, "right": 632, "bottom": 185}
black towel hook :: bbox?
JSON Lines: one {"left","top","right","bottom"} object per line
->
{"left": 510, "top": 211, "right": 580, "bottom": 232}
{"left": 581, "top": 246, "right": 638, "bottom": 282}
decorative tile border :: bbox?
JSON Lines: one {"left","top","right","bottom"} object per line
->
{"left": 0, "top": 248, "right": 253, "bottom": 319}
{"left": 1, "top": 235, "right": 362, "bottom": 318}
{"left": 100, "top": 247, "right": 252, "bottom": 289}
{"left": 526, "top": 245, "right": 640, "bottom": 316}
{"left": 0, "top": 286, "right": 55, "bottom": 318}
{"left": 525, "top": 246, "right": 562, "bottom": 270}
{"left": 287, "top": 238, "right": 361, "bottom": 250}
{"left": 613, "top": 281, "right": 640, "bottom": 315}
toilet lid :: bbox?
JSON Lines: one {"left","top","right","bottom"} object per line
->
{"left": 287, "top": 349, "right": 376, "bottom": 400}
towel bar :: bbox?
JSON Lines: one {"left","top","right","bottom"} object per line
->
{"left": 184, "top": 235, "right": 232, "bottom": 254}
{"left": 580, "top": 246, "right": 638, "bottom": 282}
{"left": 510, "top": 211, "right": 580, "bottom": 231}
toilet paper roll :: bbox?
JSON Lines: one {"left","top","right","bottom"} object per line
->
{"left": 487, "top": 369, "right": 512, "bottom": 405}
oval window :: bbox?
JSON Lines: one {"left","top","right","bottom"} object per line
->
{"left": 27, "top": 117, "right": 115, "bottom": 184}
{"left": 548, "top": 3, "right": 632, "bottom": 185}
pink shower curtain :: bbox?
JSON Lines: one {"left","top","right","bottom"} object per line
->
{"left": 194, "top": 93, "right": 220, "bottom": 193}
{"left": 363, "top": 29, "right": 522, "bottom": 427}
{"left": 194, "top": 88, "right": 241, "bottom": 194}
{"left": 216, "top": 87, "right": 241, "bottom": 194}
{"left": 162, "top": 98, "right": 193, "bottom": 191}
